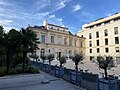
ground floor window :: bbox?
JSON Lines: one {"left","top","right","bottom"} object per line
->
{"left": 116, "top": 57, "right": 120, "bottom": 64}
{"left": 41, "top": 48, "right": 45, "bottom": 56}
{"left": 90, "top": 56, "right": 94, "bottom": 61}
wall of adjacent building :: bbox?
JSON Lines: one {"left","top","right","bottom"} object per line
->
{"left": 77, "top": 14, "right": 120, "bottom": 62}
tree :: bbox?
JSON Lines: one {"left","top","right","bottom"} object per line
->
{"left": 0, "top": 26, "right": 5, "bottom": 67}
{"left": 72, "top": 53, "right": 84, "bottom": 71}
{"left": 47, "top": 54, "right": 55, "bottom": 65}
{"left": 40, "top": 55, "right": 46, "bottom": 64}
{"left": 2, "top": 29, "right": 21, "bottom": 73}
{"left": 96, "top": 56, "right": 114, "bottom": 80}
{"left": 20, "top": 28, "right": 39, "bottom": 72}
{"left": 29, "top": 54, "right": 39, "bottom": 62}
{"left": 58, "top": 56, "right": 66, "bottom": 67}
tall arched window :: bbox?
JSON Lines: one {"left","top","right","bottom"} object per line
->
{"left": 41, "top": 48, "right": 45, "bottom": 56}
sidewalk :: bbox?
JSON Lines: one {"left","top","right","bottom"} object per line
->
{"left": 0, "top": 71, "right": 85, "bottom": 90}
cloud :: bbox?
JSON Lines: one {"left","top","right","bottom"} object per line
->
{"left": 54, "top": 1, "right": 66, "bottom": 11}
{"left": 49, "top": 15, "right": 55, "bottom": 18}
{"left": 35, "top": 0, "right": 51, "bottom": 11}
{"left": 73, "top": 4, "right": 81, "bottom": 12}
{"left": 0, "top": 0, "right": 67, "bottom": 31}
{"left": 0, "top": 19, "right": 13, "bottom": 26}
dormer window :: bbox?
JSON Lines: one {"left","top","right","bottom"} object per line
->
{"left": 104, "top": 21, "right": 110, "bottom": 25}
{"left": 90, "top": 26, "right": 94, "bottom": 29}
{"left": 96, "top": 23, "right": 101, "bottom": 27}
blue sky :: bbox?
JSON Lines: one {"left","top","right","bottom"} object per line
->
{"left": 0, "top": 0, "right": 120, "bottom": 34}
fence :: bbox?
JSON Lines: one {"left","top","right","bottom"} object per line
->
{"left": 32, "top": 61, "right": 119, "bottom": 90}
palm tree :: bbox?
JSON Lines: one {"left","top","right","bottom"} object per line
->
{"left": 20, "top": 28, "right": 39, "bottom": 72}
{"left": 40, "top": 55, "right": 47, "bottom": 64}
{"left": 58, "top": 56, "right": 66, "bottom": 67}
{"left": 47, "top": 54, "right": 55, "bottom": 65}
{"left": 72, "top": 53, "right": 84, "bottom": 71}
{"left": 96, "top": 56, "right": 114, "bottom": 80}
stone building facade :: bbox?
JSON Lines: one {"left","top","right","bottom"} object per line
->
{"left": 29, "top": 20, "right": 85, "bottom": 59}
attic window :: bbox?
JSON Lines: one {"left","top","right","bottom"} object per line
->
{"left": 104, "top": 21, "right": 110, "bottom": 25}
{"left": 96, "top": 23, "right": 101, "bottom": 27}
{"left": 114, "top": 17, "right": 120, "bottom": 21}
{"left": 89, "top": 26, "right": 94, "bottom": 29}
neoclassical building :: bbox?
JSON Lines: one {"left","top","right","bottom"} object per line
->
{"left": 77, "top": 13, "right": 120, "bottom": 64}
{"left": 29, "top": 20, "right": 85, "bottom": 59}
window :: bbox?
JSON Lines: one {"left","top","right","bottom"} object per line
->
{"left": 96, "top": 40, "right": 99, "bottom": 46}
{"left": 115, "top": 37, "right": 119, "bottom": 44}
{"left": 81, "top": 35, "right": 83, "bottom": 37}
{"left": 51, "top": 36, "right": 54, "bottom": 43}
{"left": 41, "top": 48, "right": 45, "bottom": 56}
{"left": 96, "top": 23, "right": 101, "bottom": 27}
{"left": 90, "top": 26, "right": 94, "bottom": 29}
{"left": 97, "top": 48, "right": 100, "bottom": 53}
{"left": 89, "top": 41, "right": 92, "bottom": 47}
{"left": 49, "top": 49, "right": 51, "bottom": 52}
{"left": 90, "top": 56, "right": 94, "bottom": 61}
{"left": 105, "top": 38, "right": 108, "bottom": 45}
{"left": 104, "top": 29, "right": 108, "bottom": 36}
{"left": 69, "top": 39, "right": 72, "bottom": 46}
{"left": 104, "top": 21, "right": 110, "bottom": 25}
{"left": 58, "top": 36, "right": 61, "bottom": 44}
{"left": 74, "top": 40, "right": 77, "bottom": 46}
{"left": 41, "top": 35, "right": 45, "bottom": 43}
{"left": 64, "top": 38, "right": 67, "bottom": 45}
{"left": 114, "top": 27, "right": 118, "bottom": 35}
{"left": 114, "top": 17, "right": 120, "bottom": 21}
{"left": 89, "top": 33, "right": 92, "bottom": 39}
{"left": 115, "top": 47, "right": 119, "bottom": 52}
{"left": 96, "top": 31, "right": 99, "bottom": 38}
{"left": 105, "top": 48, "right": 109, "bottom": 53}
{"left": 80, "top": 42, "right": 83, "bottom": 47}
{"left": 90, "top": 49, "right": 92, "bottom": 53}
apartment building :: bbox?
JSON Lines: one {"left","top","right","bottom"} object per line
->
{"left": 29, "top": 20, "right": 85, "bottom": 59}
{"left": 77, "top": 13, "right": 120, "bottom": 64}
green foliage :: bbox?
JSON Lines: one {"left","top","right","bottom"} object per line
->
{"left": 41, "top": 55, "right": 46, "bottom": 63}
{"left": 8, "top": 67, "right": 22, "bottom": 74}
{"left": 96, "top": 55, "right": 115, "bottom": 79}
{"left": 72, "top": 53, "right": 84, "bottom": 70}
{"left": 58, "top": 56, "right": 67, "bottom": 67}
{"left": 0, "top": 67, "right": 6, "bottom": 76}
{"left": 47, "top": 54, "right": 55, "bottom": 65}
{"left": 26, "top": 65, "right": 39, "bottom": 74}
{"left": 97, "top": 56, "right": 114, "bottom": 69}
{"left": 29, "top": 54, "right": 39, "bottom": 61}
{"left": 20, "top": 28, "right": 40, "bottom": 72}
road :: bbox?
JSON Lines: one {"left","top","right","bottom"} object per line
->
{"left": 0, "top": 72, "right": 84, "bottom": 90}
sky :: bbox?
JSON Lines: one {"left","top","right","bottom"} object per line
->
{"left": 0, "top": 0, "right": 120, "bottom": 34}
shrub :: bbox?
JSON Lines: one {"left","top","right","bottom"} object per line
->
{"left": 8, "top": 67, "right": 22, "bottom": 74}
{"left": 15, "top": 67, "right": 22, "bottom": 73}
{"left": 26, "top": 65, "right": 39, "bottom": 74}
{"left": 9, "top": 68, "right": 16, "bottom": 74}
{"left": 0, "top": 67, "right": 6, "bottom": 76}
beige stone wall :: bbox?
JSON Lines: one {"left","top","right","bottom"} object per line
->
{"left": 29, "top": 27, "right": 85, "bottom": 59}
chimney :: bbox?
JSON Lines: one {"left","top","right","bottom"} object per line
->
{"left": 43, "top": 20, "right": 48, "bottom": 26}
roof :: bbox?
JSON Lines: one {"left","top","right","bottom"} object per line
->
{"left": 83, "top": 12, "right": 120, "bottom": 28}
{"left": 48, "top": 23, "right": 68, "bottom": 29}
